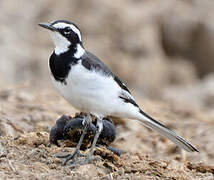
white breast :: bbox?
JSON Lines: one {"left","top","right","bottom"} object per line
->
{"left": 50, "top": 61, "right": 122, "bottom": 116}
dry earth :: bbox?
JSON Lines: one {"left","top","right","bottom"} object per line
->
{"left": 0, "top": 86, "right": 214, "bottom": 179}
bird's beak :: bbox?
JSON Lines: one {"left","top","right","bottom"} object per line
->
{"left": 38, "top": 23, "right": 58, "bottom": 32}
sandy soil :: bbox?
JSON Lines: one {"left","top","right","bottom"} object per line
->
{"left": 0, "top": 86, "right": 214, "bottom": 179}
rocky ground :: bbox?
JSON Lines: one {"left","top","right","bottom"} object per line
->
{"left": 1, "top": 0, "right": 214, "bottom": 179}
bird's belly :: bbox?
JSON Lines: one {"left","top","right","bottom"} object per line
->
{"left": 50, "top": 64, "right": 121, "bottom": 116}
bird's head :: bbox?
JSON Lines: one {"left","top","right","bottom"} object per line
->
{"left": 39, "top": 20, "right": 84, "bottom": 57}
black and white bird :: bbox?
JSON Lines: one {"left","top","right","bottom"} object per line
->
{"left": 39, "top": 20, "right": 198, "bottom": 164}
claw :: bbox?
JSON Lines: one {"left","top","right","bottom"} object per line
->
{"left": 56, "top": 153, "right": 72, "bottom": 159}
{"left": 57, "top": 149, "right": 85, "bottom": 166}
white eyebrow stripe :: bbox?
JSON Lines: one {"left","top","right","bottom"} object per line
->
{"left": 53, "top": 22, "right": 82, "bottom": 41}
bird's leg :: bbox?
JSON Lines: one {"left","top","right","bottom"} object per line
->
{"left": 84, "top": 116, "right": 103, "bottom": 164}
{"left": 57, "top": 114, "right": 91, "bottom": 165}
{"left": 68, "top": 117, "right": 103, "bottom": 166}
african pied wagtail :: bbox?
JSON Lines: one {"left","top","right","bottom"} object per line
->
{"left": 39, "top": 20, "right": 198, "bottom": 165}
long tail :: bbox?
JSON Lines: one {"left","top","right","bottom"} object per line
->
{"left": 137, "top": 109, "right": 198, "bottom": 152}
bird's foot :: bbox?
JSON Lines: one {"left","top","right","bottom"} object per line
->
{"left": 56, "top": 149, "right": 84, "bottom": 166}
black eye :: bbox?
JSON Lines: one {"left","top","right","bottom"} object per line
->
{"left": 64, "top": 28, "right": 71, "bottom": 34}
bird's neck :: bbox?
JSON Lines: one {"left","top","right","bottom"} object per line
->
{"left": 72, "top": 43, "right": 85, "bottom": 59}
{"left": 54, "top": 42, "right": 85, "bottom": 59}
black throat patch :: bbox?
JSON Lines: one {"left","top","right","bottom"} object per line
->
{"left": 49, "top": 50, "right": 79, "bottom": 85}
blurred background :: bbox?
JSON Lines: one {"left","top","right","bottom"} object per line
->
{"left": 1, "top": 0, "right": 214, "bottom": 103}
{"left": 0, "top": 0, "right": 214, "bottom": 166}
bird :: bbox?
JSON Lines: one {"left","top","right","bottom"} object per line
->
{"left": 39, "top": 20, "right": 198, "bottom": 165}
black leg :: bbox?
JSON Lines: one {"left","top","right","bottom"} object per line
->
{"left": 57, "top": 114, "right": 91, "bottom": 165}
{"left": 83, "top": 116, "right": 103, "bottom": 164}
